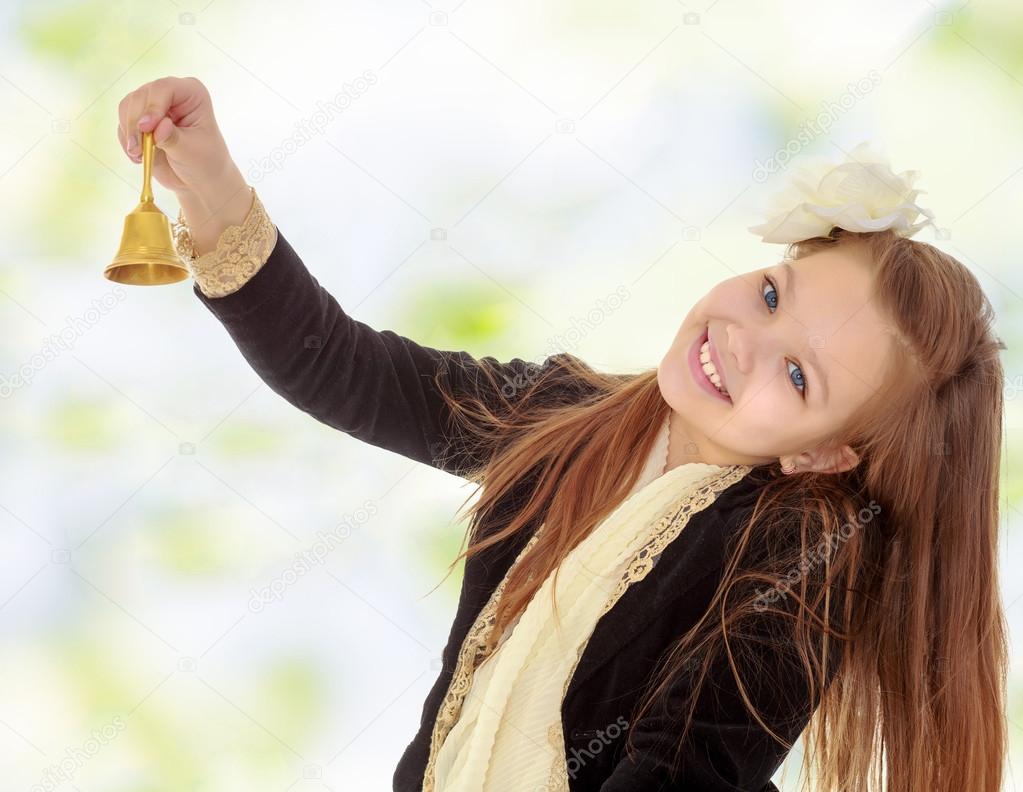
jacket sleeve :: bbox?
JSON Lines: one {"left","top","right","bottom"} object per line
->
{"left": 599, "top": 574, "right": 843, "bottom": 792}
{"left": 191, "top": 221, "right": 579, "bottom": 480}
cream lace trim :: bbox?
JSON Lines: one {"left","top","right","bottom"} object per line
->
{"left": 171, "top": 186, "right": 278, "bottom": 299}
{"left": 421, "top": 463, "right": 753, "bottom": 792}
{"left": 420, "top": 526, "right": 545, "bottom": 792}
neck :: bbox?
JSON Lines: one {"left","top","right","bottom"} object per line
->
{"left": 664, "top": 409, "right": 764, "bottom": 470}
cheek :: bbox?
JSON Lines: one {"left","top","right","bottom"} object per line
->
{"left": 732, "top": 385, "right": 804, "bottom": 440}
{"left": 728, "top": 376, "right": 789, "bottom": 425}
{"left": 736, "top": 393, "right": 784, "bottom": 424}
{"left": 656, "top": 345, "right": 685, "bottom": 396}
{"left": 716, "top": 390, "right": 801, "bottom": 452}
{"left": 709, "top": 278, "right": 750, "bottom": 306}
{"left": 661, "top": 311, "right": 698, "bottom": 366}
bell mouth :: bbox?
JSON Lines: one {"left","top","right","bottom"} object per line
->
{"left": 105, "top": 260, "right": 190, "bottom": 286}
{"left": 106, "top": 198, "right": 190, "bottom": 285}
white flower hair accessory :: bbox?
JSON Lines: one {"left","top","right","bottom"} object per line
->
{"left": 748, "top": 141, "right": 937, "bottom": 244}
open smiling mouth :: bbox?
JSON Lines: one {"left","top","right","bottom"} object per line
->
{"left": 689, "top": 325, "right": 732, "bottom": 403}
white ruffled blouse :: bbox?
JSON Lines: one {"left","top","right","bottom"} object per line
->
{"left": 425, "top": 410, "right": 747, "bottom": 792}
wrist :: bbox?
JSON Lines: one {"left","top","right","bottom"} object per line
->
{"left": 176, "top": 162, "right": 253, "bottom": 256}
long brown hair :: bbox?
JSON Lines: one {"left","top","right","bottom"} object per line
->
{"left": 429, "top": 226, "right": 1008, "bottom": 791}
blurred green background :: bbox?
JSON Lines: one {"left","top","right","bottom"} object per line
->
{"left": 2, "top": 0, "right": 1022, "bottom": 789}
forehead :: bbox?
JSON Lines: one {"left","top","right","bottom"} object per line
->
{"left": 785, "top": 247, "right": 895, "bottom": 398}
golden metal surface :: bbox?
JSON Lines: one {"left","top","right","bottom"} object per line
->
{"left": 104, "top": 131, "right": 189, "bottom": 285}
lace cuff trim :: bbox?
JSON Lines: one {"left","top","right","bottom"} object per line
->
{"left": 171, "top": 186, "right": 278, "bottom": 299}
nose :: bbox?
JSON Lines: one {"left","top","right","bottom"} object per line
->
{"left": 728, "top": 321, "right": 789, "bottom": 383}
{"left": 725, "top": 323, "right": 747, "bottom": 377}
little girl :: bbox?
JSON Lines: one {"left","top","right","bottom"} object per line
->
{"left": 119, "top": 77, "right": 1009, "bottom": 792}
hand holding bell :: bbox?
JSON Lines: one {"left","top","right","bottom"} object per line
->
{"left": 106, "top": 76, "right": 245, "bottom": 285}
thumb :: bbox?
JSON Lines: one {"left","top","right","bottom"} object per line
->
{"left": 152, "top": 115, "right": 181, "bottom": 150}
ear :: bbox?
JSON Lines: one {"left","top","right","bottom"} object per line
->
{"left": 791, "top": 443, "right": 860, "bottom": 475}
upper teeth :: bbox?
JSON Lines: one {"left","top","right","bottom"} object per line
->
{"left": 699, "top": 340, "right": 729, "bottom": 396}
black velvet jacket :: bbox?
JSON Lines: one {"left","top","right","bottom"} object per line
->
{"left": 193, "top": 226, "right": 838, "bottom": 791}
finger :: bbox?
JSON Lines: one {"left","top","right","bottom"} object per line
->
{"left": 118, "top": 85, "right": 151, "bottom": 155}
{"left": 116, "top": 121, "right": 138, "bottom": 160}
{"left": 137, "top": 76, "right": 201, "bottom": 135}
{"left": 152, "top": 115, "right": 179, "bottom": 150}
{"left": 115, "top": 123, "right": 139, "bottom": 162}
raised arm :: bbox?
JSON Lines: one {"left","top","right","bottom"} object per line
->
{"left": 117, "top": 76, "right": 584, "bottom": 480}
{"left": 177, "top": 189, "right": 576, "bottom": 479}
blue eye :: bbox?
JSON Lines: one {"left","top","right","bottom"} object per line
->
{"left": 787, "top": 360, "right": 805, "bottom": 394}
{"left": 761, "top": 275, "right": 807, "bottom": 400}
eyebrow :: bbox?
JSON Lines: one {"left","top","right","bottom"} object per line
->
{"left": 780, "top": 262, "right": 830, "bottom": 406}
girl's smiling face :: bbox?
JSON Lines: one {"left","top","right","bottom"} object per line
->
{"left": 657, "top": 244, "right": 898, "bottom": 472}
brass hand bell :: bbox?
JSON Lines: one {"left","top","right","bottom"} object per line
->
{"left": 105, "top": 130, "right": 190, "bottom": 285}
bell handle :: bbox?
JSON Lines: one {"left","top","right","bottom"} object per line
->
{"left": 140, "top": 130, "right": 155, "bottom": 204}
